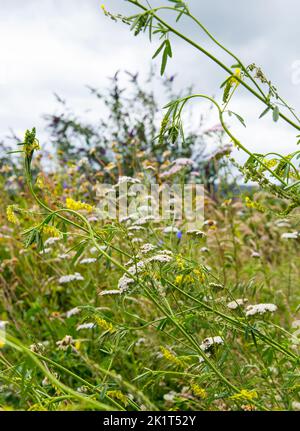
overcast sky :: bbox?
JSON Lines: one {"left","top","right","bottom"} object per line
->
{"left": 1, "top": 0, "right": 299, "bottom": 161}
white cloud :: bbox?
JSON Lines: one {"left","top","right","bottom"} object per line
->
{"left": 0, "top": 0, "right": 299, "bottom": 163}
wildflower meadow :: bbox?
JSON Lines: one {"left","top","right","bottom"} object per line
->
{"left": 0, "top": 0, "right": 300, "bottom": 417}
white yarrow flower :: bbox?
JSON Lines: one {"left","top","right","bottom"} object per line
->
{"left": 245, "top": 303, "right": 277, "bottom": 317}
{"left": 44, "top": 237, "right": 61, "bottom": 246}
{"left": 76, "top": 322, "right": 96, "bottom": 331}
{"left": 139, "top": 243, "right": 157, "bottom": 255}
{"left": 40, "top": 248, "right": 52, "bottom": 255}
{"left": 87, "top": 216, "right": 99, "bottom": 222}
{"left": 133, "top": 215, "right": 156, "bottom": 225}
{"left": 58, "top": 253, "right": 71, "bottom": 260}
{"left": 80, "top": 258, "right": 97, "bottom": 264}
{"left": 59, "top": 273, "right": 84, "bottom": 284}
{"left": 163, "top": 226, "right": 179, "bottom": 234}
{"left": 227, "top": 298, "right": 248, "bottom": 310}
{"left": 115, "top": 176, "right": 141, "bottom": 186}
{"left": 100, "top": 290, "right": 121, "bottom": 296}
{"left": 200, "top": 247, "right": 209, "bottom": 253}
{"left": 163, "top": 391, "right": 177, "bottom": 402}
{"left": 281, "top": 232, "right": 298, "bottom": 239}
{"left": 128, "top": 226, "right": 145, "bottom": 231}
{"left": 66, "top": 307, "right": 80, "bottom": 318}
{"left": 200, "top": 336, "right": 224, "bottom": 351}
{"left": 148, "top": 253, "right": 173, "bottom": 263}
{"left": 118, "top": 275, "right": 135, "bottom": 292}
{"left": 132, "top": 238, "right": 143, "bottom": 244}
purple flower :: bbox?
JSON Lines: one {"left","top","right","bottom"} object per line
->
{"left": 176, "top": 230, "right": 183, "bottom": 240}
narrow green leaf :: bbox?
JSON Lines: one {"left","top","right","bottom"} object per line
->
{"left": 259, "top": 106, "right": 271, "bottom": 119}
{"left": 152, "top": 40, "right": 166, "bottom": 59}
{"left": 228, "top": 111, "right": 246, "bottom": 127}
{"left": 273, "top": 105, "right": 280, "bottom": 122}
{"left": 160, "top": 48, "right": 168, "bottom": 75}
{"left": 165, "top": 39, "right": 172, "bottom": 58}
{"left": 220, "top": 77, "right": 231, "bottom": 89}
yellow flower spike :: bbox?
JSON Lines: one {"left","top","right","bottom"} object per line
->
{"left": 175, "top": 255, "right": 185, "bottom": 270}
{"left": 74, "top": 340, "right": 81, "bottom": 351}
{"left": 6, "top": 205, "right": 20, "bottom": 225}
{"left": 95, "top": 317, "right": 115, "bottom": 334}
{"left": 42, "top": 225, "right": 61, "bottom": 238}
{"left": 245, "top": 196, "right": 265, "bottom": 213}
{"left": 175, "top": 274, "right": 183, "bottom": 285}
{"left": 160, "top": 346, "right": 185, "bottom": 368}
{"left": 175, "top": 274, "right": 194, "bottom": 285}
{"left": 193, "top": 269, "right": 205, "bottom": 283}
{"left": 35, "top": 173, "right": 45, "bottom": 189}
{"left": 223, "top": 68, "right": 242, "bottom": 103}
{"left": 191, "top": 383, "right": 207, "bottom": 399}
{"left": 230, "top": 389, "right": 258, "bottom": 402}
{"left": 230, "top": 68, "right": 242, "bottom": 86}
{"left": 221, "top": 198, "right": 232, "bottom": 207}
{"left": 65, "top": 197, "right": 94, "bottom": 213}
{"left": 245, "top": 196, "right": 254, "bottom": 208}
{"left": 101, "top": 4, "right": 108, "bottom": 16}
{"left": 263, "top": 158, "right": 277, "bottom": 169}
{"left": 23, "top": 128, "right": 40, "bottom": 155}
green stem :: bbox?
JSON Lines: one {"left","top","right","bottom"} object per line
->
{"left": 174, "top": 93, "right": 288, "bottom": 185}
{"left": 127, "top": 0, "right": 300, "bottom": 131}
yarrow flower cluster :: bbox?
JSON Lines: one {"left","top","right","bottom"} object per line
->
{"left": 118, "top": 275, "right": 135, "bottom": 292}
{"left": 115, "top": 176, "right": 141, "bottom": 186}
{"left": 76, "top": 322, "right": 95, "bottom": 331}
{"left": 118, "top": 251, "right": 173, "bottom": 292}
{"left": 147, "top": 252, "right": 173, "bottom": 263}
{"left": 65, "top": 307, "right": 80, "bottom": 318}
{"left": 58, "top": 253, "right": 71, "bottom": 260}
{"left": 79, "top": 258, "right": 97, "bottom": 265}
{"left": 99, "top": 289, "right": 121, "bottom": 296}
{"left": 227, "top": 298, "right": 248, "bottom": 310}
{"left": 139, "top": 243, "right": 157, "bottom": 255}
{"left": 200, "top": 336, "right": 224, "bottom": 351}
{"left": 44, "top": 236, "right": 61, "bottom": 246}
{"left": 281, "top": 232, "right": 298, "bottom": 239}
{"left": 128, "top": 226, "right": 145, "bottom": 232}
{"left": 245, "top": 303, "right": 277, "bottom": 317}
{"left": 132, "top": 215, "right": 156, "bottom": 226}
{"left": 40, "top": 248, "right": 52, "bottom": 255}
{"left": 58, "top": 273, "right": 84, "bottom": 284}
{"left": 163, "top": 226, "right": 179, "bottom": 234}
